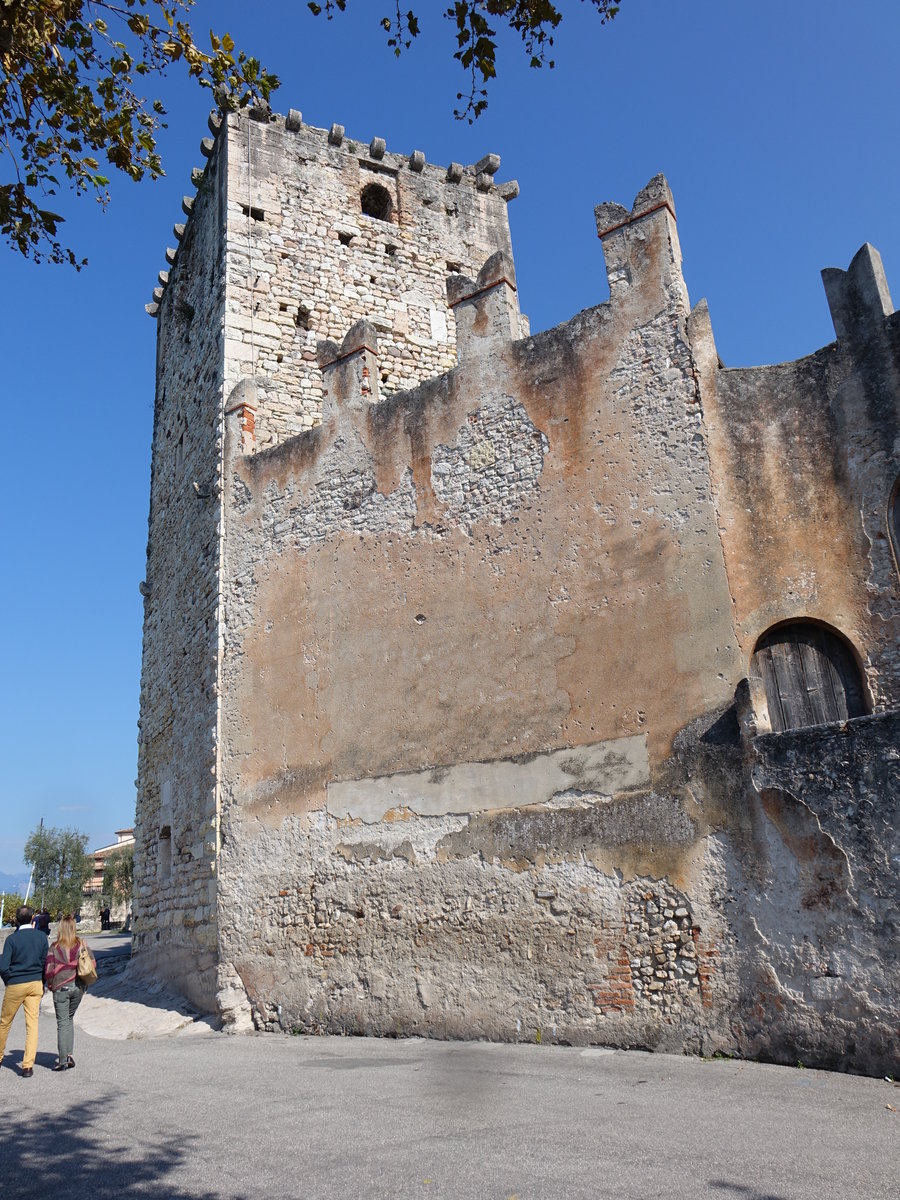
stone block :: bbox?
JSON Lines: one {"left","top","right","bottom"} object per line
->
{"left": 475, "top": 153, "right": 500, "bottom": 176}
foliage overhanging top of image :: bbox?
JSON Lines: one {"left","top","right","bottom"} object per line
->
{"left": 0, "top": 0, "right": 622, "bottom": 267}
{"left": 309, "top": 1, "right": 623, "bottom": 120}
{"left": 0, "top": 0, "right": 279, "bottom": 267}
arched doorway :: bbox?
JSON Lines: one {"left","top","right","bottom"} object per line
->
{"left": 751, "top": 622, "right": 867, "bottom": 732}
{"left": 890, "top": 477, "right": 900, "bottom": 575}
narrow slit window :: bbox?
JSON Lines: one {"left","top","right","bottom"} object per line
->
{"left": 158, "top": 825, "right": 172, "bottom": 882}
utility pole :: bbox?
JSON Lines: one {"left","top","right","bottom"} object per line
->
{"left": 23, "top": 816, "right": 43, "bottom": 905}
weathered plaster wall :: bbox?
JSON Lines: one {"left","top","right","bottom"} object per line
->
{"left": 214, "top": 181, "right": 759, "bottom": 1052}
{"left": 132, "top": 132, "right": 226, "bottom": 1008}
{"left": 696, "top": 245, "right": 900, "bottom": 708}
{"left": 740, "top": 711, "right": 900, "bottom": 1073}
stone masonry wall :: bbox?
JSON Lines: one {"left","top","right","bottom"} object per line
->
{"left": 136, "top": 111, "right": 900, "bottom": 1075}
{"left": 221, "top": 110, "right": 520, "bottom": 448}
{"left": 743, "top": 711, "right": 900, "bottom": 1072}
{"left": 133, "top": 132, "right": 227, "bottom": 1009}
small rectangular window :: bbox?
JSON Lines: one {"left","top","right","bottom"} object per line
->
{"left": 158, "top": 825, "right": 172, "bottom": 882}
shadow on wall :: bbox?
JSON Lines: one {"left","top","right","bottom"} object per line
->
{"left": 1, "top": 1103, "right": 246, "bottom": 1200}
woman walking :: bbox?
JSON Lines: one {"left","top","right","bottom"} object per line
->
{"left": 44, "top": 915, "right": 91, "bottom": 1071}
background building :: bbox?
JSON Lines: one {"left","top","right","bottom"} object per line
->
{"left": 84, "top": 827, "right": 134, "bottom": 926}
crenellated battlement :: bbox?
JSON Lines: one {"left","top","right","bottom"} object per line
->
{"left": 822, "top": 242, "right": 894, "bottom": 342}
{"left": 146, "top": 105, "right": 518, "bottom": 323}
{"left": 146, "top": 107, "right": 521, "bottom": 447}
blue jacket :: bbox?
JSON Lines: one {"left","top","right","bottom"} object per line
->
{"left": 0, "top": 926, "right": 49, "bottom": 986}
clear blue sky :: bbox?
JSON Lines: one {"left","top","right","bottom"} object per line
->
{"left": 2, "top": 1, "right": 898, "bottom": 877}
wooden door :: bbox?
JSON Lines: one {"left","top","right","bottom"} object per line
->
{"left": 751, "top": 624, "right": 866, "bottom": 732}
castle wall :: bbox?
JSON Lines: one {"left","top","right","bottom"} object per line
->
{"left": 673, "top": 266, "right": 900, "bottom": 1074}
{"left": 696, "top": 292, "right": 900, "bottom": 709}
{"left": 135, "top": 111, "right": 900, "bottom": 1073}
{"left": 741, "top": 712, "right": 900, "bottom": 1071}
{"left": 221, "top": 112, "right": 519, "bottom": 448}
{"left": 214, "top": 185, "right": 757, "bottom": 1051}
{"left": 132, "top": 133, "right": 228, "bottom": 1009}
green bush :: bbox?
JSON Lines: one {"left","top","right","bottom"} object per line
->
{"left": 1, "top": 894, "right": 27, "bottom": 926}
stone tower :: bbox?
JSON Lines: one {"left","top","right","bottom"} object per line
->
{"left": 134, "top": 107, "right": 521, "bottom": 1005}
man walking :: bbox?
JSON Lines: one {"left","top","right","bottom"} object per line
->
{"left": 0, "top": 905, "right": 49, "bottom": 1076}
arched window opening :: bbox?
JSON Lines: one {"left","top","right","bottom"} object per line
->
{"left": 361, "top": 182, "right": 393, "bottom": 223}
{"left": 751, "top": 622, "right": 867, "bottom": 733}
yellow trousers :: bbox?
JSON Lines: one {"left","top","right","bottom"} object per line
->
{"left": 0, "top": 980, "right": 43, "bottom": 1070}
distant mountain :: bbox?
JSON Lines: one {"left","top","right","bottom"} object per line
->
{"left": 0, "top": 872, "right": 30, "bottom": 895}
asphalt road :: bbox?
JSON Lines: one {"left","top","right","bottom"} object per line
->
{"left": 1, "top": 1002, "right": 897, "bottom": 1200}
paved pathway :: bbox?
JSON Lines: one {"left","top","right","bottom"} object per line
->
{"left": 0, "top": 933, "right": 897, "bottom": 1199}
